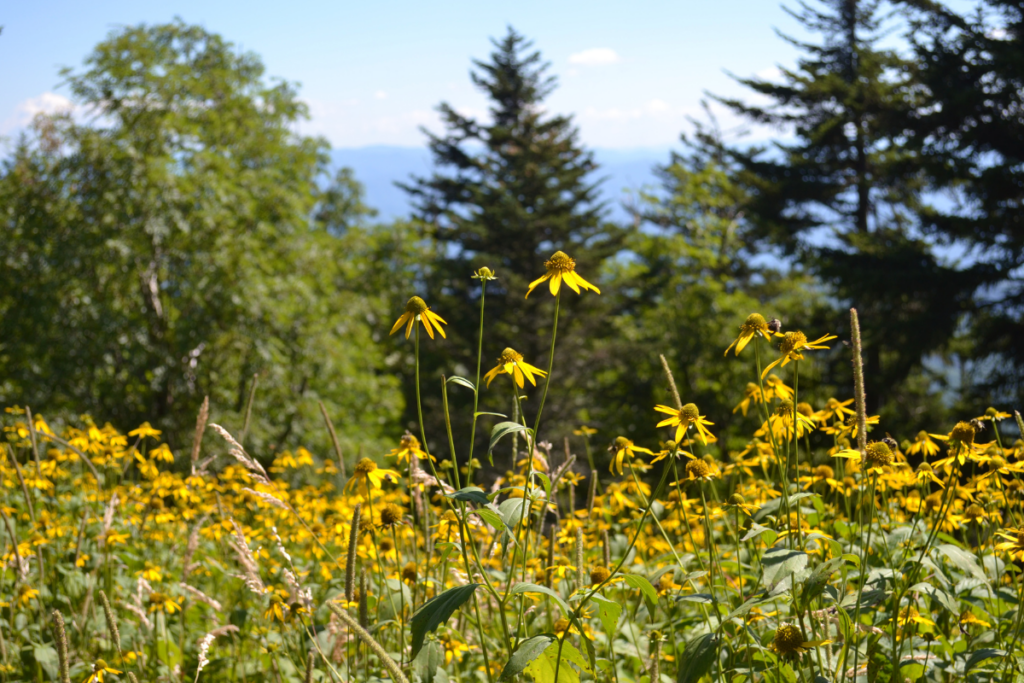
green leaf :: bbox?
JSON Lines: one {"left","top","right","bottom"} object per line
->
{"left": 409, "top": 583, "right": 481, "bottom": 658}
{"left": 475, "top": 411, "right": 508, "bottom": 418}
{"left": 446, "top": 376, "right": 476, "bottom": 391}
{"left": 762, "top": 547, "right": 809, "bottom": 588}
{"left": 801, "top": 557, "right": 844, "bottom": 607}
{"left": 412, "top": 640, "right": 446, "bottom": 683}
{"left": 935, "top": 544, "right": 987, "bottom": 581}
{"left": 590, "top": 595, "right": 622, "bottom": 638}
{"left": 32, "top": 645, "right": 59, "bottom": 680}
{"left": 522, "top": 641, "right": 594, "bottom": 683}
{"left": 489, "top": 421, "right": 532, "bottom": 455}
{"left": 676, "top": 593, "right": 714, "bottom": 604}
{"left": 511, "top": 582, "right": 570, "bottom": 616}
{"left": 964, "top": 648, "right": 1004, "bottom": 673}
{"left": 498, "top": 497, "right": 528, "bottom": 529}
{"left": 909, "top": 582, "right": 958, "bottom": 615}
{"left": 623, "top": 574, "right": 659, "bottom": 612}
{"left": 499, "top": 635, "right": 557, "bottom": 681}
{"left": 446, "top": 486, "right": 490, "bottom": 506}
{"left": 676, "top": 633, "right": 719, "bottom": 683}
{"left": 741, "top": 523, "right": 778, "bottom": 545}
{"left": 474, "top": 507, "right": 505, "bottom": 531}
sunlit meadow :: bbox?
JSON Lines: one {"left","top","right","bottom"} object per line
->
{"left": 3, "top": 252, "right": 1023, "bottom": 683}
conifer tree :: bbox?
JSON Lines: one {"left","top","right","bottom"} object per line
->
{"left": 708, "top": 0, "right": 977, "bottom": 422}
{"left": 903, "top": 0, "right": 1024, "bottom": 408}
{"left": 403, "top": 28, "right": 620, "bottom": 450}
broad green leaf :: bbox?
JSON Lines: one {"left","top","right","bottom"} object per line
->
{"left": 909, "top": 582, "right": 958, "bottom": 615}
{"left": 511, "top": 582, "right": 570, "bottom": 616}
{"left": 32, "top": 645, "right": 59, "bottom": 680}
{"left": 446, "top": 376, "right": 476, "bottom": 391}
{"left": 676, "top": 633, "right": 719, "bottom": 683}
{"left": 935, "top": 544, "right": 987, "bottom": 581}
{"left": 741, "top": 523, "right": 778, "bottom": 545}
{"left": 623, "top": 574, "right": 659, "bottom": 612}
{"left": 801, "top": 557, "right": 844, "bottom": 607}
{"left": 499, "top": 634, "right": 556, "bottom": 681}
{"left": 762, "top": 547, "right": 809, "bottom": 588}
{"left": 474, "top": 507, "right": 505, "bottom": 531}
{"left": 489, "top": 421, "right": 532, "bottom": 456}
{"left": 964, "top": 648, "right": 1004, "bottom": 673}
{"left": 410, "top": 583, "right": 481, "bottom": 658}
{"left": 522, "top": 641, "right": 594, "bottom": 683}
{"left": 412, "top": 640, "right": 446, "bottom": 683}
{"left": 590, "top": 595, "right": 622, "bottom": 638}
{"left": 446, "top": 486, "right": 490, "bottom": 506}
{"left": 498, "top": 497, "right": 528, "bottom": 529}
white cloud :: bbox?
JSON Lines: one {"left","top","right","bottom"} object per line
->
{"left": 568, "top": 48, "right": 621, "bottom": 66}
{"left": 755, "top": 66, "right": 782, "bottom": 81}
{"left": 374, "top": 90, "right": 388, "bottom": 100}
{"left": 1, "top": 92, "right": 76, "bottom": 135}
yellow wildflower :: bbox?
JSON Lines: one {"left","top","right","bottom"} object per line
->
{"left": 390, "top": 296, "right": 448, "bottom": 340}
{"left": 525, "top": 251, "right": 600, "bottom": 298}
{"left": 483, "top": 348, "right": 547, "bottom": 389}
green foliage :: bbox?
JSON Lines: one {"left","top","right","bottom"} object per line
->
{"left": 409, "top": 583, "right": 481, "bottom": 658}
{"left": 0, "top": 20, "right": 406, "bottom": 456}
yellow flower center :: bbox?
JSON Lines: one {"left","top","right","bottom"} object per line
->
{"left": 728, "top": 493, "right": 746, "bottom": 505}
{"left": 779, "top": 331, "right": 808, "bottom": 355}
{"left": 797, "top": 402, "right": 814, "bottom": 417}
{"left": 94, "top": 660, "right": 108, "bottom": 672}
{"left": 916, "top": 430, "right": 929, "bottom": 441}
{"left": 918, "top": 462, "right": 933, "bottom": 473}
{"left": 986, "top": 406, "right": 999, "bottom": 418}
{"left": 990, "top": 456, "right": 1006, "bottom": 470}
{"left": 378, "top": 537, "right": 394, "bottom": 552}
{"left": 864, "top": 442, "right": 894, "bottom": 468}
{"left": 679, "top": 403, "right": 700, "bottom": 421}
{"left": 1017, "top": 531, "right": 1024, "bottom": 546}
{"left": 813, "top": 465, "right": 834, "bottom": 479}
{"left": 553, "top": 617, "right": 570, "bottom": 633}
{"left": 380, "top": 503, "right": 403, "bottom": 527}
{"left": 498, "top": 348, "right": 523, "bottom": 364}
{"left": 400, "top": 433, "right": 419, "bottom": 449}
{"left": 740, "top": 313, "right": 767, "bottom": 334}
{"left": 686, "top": 459, "right": 710, "bottom": 479}
{"left": 590, "top": 566, "right": 611, "bottom": 585}
{"left": 964, "top": 504, "right": 985, "bottom": 521}
{"left": 354, "top": 458, "right": 377, "bottom": 476}
{"left": 545, "top": 251, "right": 576, "bottom": 273}
{"left": 950, "top": 421, "right": 976, "bottom": 445}
{"left": 405, "top": 296, "right": 428, "bottom": 315}
{"left": 775, "top": 399, "right": 794, "bottom": 416}
{"left": 773, "top": 624, "right": 804, "bottom": 654}
{"left": 402, "top": 562, "right": 418, "bottom": 582}
{"left": 613, "top": 436, "right": 632, "bottom": 449}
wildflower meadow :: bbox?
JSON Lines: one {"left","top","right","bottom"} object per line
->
{"left": 2, "top": 251, "right": 1023, "bottom": 683}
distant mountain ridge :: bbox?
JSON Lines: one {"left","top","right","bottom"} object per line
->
{"left": 330, "top": 146, "right": 673, "bottom": 223}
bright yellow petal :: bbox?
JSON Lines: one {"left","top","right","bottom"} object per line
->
{"left": 656, "top": 417, "right": 678, "bottom": 429}
{"left": 571, "top": 271, "right": 600, "bottom": 294}
{"left": 525, "top": 273, "right": 550, "bottom": 299}
{"left": 513, "top": 365, "right": 525, "bottom": 388}
{"left": 427, "top": 311, "right": 447, "bottom": 338}
{"left": 405, "top": 316, "right": 415, "bottom": 339}
{"left": 760, "top": 357, "right": 783, "bottom": 379}
{"left": 549, "top": 272, "right": 562, "bottom": 296}
{"left": 563, "top": 271, "right": 581, "bottom": 294}
{"left": 390, "top": 313, "right": 411, "bottom": 336}
{"left": 484, "top": 366, "right": 501, "bottom": 387}
{"left": 421, "top": 314, "right": 436, "bottom": 339}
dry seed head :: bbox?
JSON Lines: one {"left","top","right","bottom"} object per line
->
{"left": 950, "top": 421, "right": 976, "bottom": 446}
{"left": 779, "top": 331, "right": 808, "bottom": 355}
{"left": 772, "top": 624, "right": 804, "bottom": 655}
{"left": 864, "top": 442, "right": 894, "bottom": 468}
{"left": 99, "top": 590, "right": 121, "bottom": 653}
{"left": 404, "top": 296, "right": 428, "bottom": 314}
{"left": 51, "top": 610, "right": 71, "bottom": 683}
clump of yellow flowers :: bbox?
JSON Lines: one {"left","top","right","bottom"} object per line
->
{"left": 2, "top": 251, "right": 1022, "bottom": 683}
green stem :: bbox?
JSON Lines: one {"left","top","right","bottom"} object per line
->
{"left": 466, "top": 281, "right": 488, "bottom": 485}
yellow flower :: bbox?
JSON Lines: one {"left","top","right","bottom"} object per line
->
{"left": 388, "top": 432, "right": 433, "bottom": 464}
{"left": 483, "top": 348, "right": 547, "bottom": 389}
{"left": 128, "top": 421, "right": 162, "bottom": 439}
{"left": 814, "top": 397, "right": 855, "bottom": 423}
{"left": 959, "top": 610, "right": 990, "bottom": 630}
{"left": 85, "top": 659, "right": 122, "bottom": 683}
{"left": 525, "top": 251, "right": 600, "bottom": 298}
{"left": 147, "top": 591, "right": 182, "bottom": 614}
{"left": 995, "top": 528, "right": 1024, "bottom": 560}
{"left": 439, "top": 632, "right": 470, "bottom": 665}
{"left": 573, "top": 425, "right": 598, "bottom": 436}
{"left": 608, "top": 437, "right": 654, "bottom": 476}
{"left": 345, "top": 458, "right": 400, "bottom": 495}
{"left": 976, "top": 407, "right": 1011, "bottom": 422}
{"left": 16, "top": 584, "right": 39, "bottom": 607}
{"left": 654, "top": 403, "right": 715, "bottom": 444}
{"left": 905, "top": 430, "right": 941, "bottom": 458}
{"left": 390, "top": 296, "right": 448, "bottom": 340}
{"left": 264, "top": 593, "right": 287, "bottom": 622}
{"left": 724, "top": 313, "right": 777, "bottom": 356}
{"left": 834, "top": 441, "right": 894, "bottom": 474}
{"left": 761, "top": 331, "right": 837, "bottom": 379}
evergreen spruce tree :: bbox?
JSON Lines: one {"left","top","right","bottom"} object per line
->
{"left": 402, "top": 28, "right": 619, "bottom": 456}
{"left": 708, "top": 0, "right": 977, "bottom": 424}
{"left": 903, "top": 0, "right": 1024, "bottom": 409}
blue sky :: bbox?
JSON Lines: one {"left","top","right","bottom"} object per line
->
{"left": 1, "top": 0, "right": 825, "bottom": 149}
